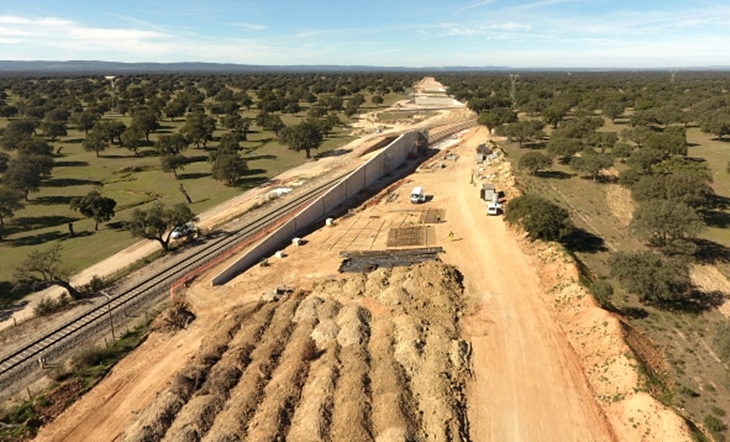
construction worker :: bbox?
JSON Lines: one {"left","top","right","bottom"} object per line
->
{"left": 448, "top": 231, "right": 454, "bottom": 242}
{"left": 436, "top": 214, "right": 441, "bottom": 223}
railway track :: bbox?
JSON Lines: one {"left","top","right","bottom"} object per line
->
{"left": 0, "top": 173, "right": 345, "bottom": 388}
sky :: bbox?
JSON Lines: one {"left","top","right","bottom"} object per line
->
{"left": 1, "top": 0, "right": 730, "bottom": 68}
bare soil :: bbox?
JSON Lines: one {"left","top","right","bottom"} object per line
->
{"left": 32, "top": 80, "right": 693, "bottom": 442}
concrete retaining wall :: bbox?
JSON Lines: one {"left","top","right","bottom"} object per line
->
{"left": 211, "top": 131, "right": 420, "bottom": 285}
{"left": 413, "top": 96, "right": 462, "bottom": 107}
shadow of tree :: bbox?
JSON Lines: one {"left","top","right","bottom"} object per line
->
{"left": 315, "top": 148, "right": 352, "bottom": 159}
{"left": 0, "top": 281, "right": 31, "bottom": 310}
{"left": 707, "top": 194, "right": 730, "bottom": 210}
{"left": 536, "top": 170, "right": 574, "bottom": 180}
{"left": 10, "top": 230, "right": 70, "bottom": 246}
{"left": 44, "top": 178, "right": 103, "bottom": 188}
{"left": 619, "top": 306, "right": 650, "bottom": 319}
{"left": 237, "top": 175, "right": 269, "bottom": 189}
{"left": 699, "top": 209, "right": 730, "bottom": 229}
{"left": 11, "top": 215, "right": 80, "bottom": 231}
{"left": 246, "top": 153, "right": 278, "bottom": 161}
{"left": 596, "top": 175, "right": 619, "bottom": 184}
{"left": 178, "top": 172, "right": 212, "bottom": 180}
{"left": 186, "top": 155, "right": 208, "bottom": 163}
{"left": 560, "top": 227, "right": 608, "bottom": 253}
{"left": 244, "top": 168, "right": 266, "bottom": 176}
{"left": 694, "top": 238, "right": 730, "bottom": 264}
{"left": 137, "top": 149, "right": 158, "bottom": 157}
{"left": 656, "top": 289, "right": 727, "bottom": 314}
{"left": 100, "top": 154, "right": 136, "bottom": 159}
{"left": 33, "top": 195, "right": 78, "bottom": 206}
{"left": 106, "top": 221, "right": 125, "bottom": 230}
{"left": 0, "top": 298, "right": 29, "bottom": 322}
{"left": 55, "top": 160, "right": 90, "bottom": 168}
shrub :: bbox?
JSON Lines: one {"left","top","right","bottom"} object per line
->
{"left": 504, "top": 194, "right": 574, "bottom": 241}
{"left": 589, "top": 280, "right": 614, "bottom": 308}
{"left": 71, "top": 345, "right": 116, "bottom": 370}
{"left": 679, "top": 385, "right": 700, "bottom": 397}
{"left": 714, "top": 321, "right": 730, "bottom": 364}
{"left": 33, "top": 293, "right": 72, "bottom": 317}
{"left": 703, "top": 414, "right": 727, "bottom": 433}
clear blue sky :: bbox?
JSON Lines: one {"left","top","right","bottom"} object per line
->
{"left": 1, "top": 0, "right": 729, "bottom": 68}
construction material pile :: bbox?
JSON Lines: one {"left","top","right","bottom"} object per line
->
{"left": 120, "top": 261, "right": 471, "bottom": 441}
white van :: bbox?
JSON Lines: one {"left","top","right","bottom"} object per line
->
{"left": 410, "top": 186, "right": 425, "bottom": 204}
{"left": 486, "top": 202, "right": 502, "bottom": 216}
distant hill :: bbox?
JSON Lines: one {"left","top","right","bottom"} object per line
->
{"left": 0, "top": 60, "right": 728, "bottom": 74}
{"left": 0, "top": 60, "right": 510, "bottom": 74}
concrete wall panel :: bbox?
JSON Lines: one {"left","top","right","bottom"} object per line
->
{"left": 211, "top": 131, "right": 421, "bottom": 286}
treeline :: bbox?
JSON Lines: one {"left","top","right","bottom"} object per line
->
{"left": 0, "top": 72, "right": 422, "bottom": 300}
{"left": 438, "top": 71, "right": 730, "bottom": 307}
{"left": 0, "top": 72, "right": 418, "bottom": 239}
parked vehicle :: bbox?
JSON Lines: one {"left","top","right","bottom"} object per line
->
{"left": 170, "top": 222, "right": 196, "bottom": 239}
{"left": 410, "top": 186, "right": 426, "bottom": 204}
{"left": 480, "top": 183, "right": 497, "bottom": 202}
{"left": 486, "top": 202, "right": 502, "bottom": 216}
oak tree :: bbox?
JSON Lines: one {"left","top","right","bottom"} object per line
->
{"left": 14, "top": 244, "right": 81, "bottom": 299}
{"left": 125, "top": 202, "right": 198, "bottom": 250}
{"left": 212, "top": 153, "right": 248, "bottom": 186}
{"left": 518, "top": 151, "right": 552, "bottom": 175}
{"left": 280, "top": 121, "right": 324, "bottom": 159}
{"left": 70, "top": 190, "right": 117, "bottom": 230}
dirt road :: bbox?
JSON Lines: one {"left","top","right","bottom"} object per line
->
{"left": 411, "top": 133, "right": 615, "bottom": 441}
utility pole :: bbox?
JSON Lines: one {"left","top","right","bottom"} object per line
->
{"left": 670, "top": 71, "right": 677, "bottom": 84}
{"left": 101, "top": 291, "right": 116, "bottom": 340}
{"left": 509, "top": 74, "right": 519, "bottom": 106}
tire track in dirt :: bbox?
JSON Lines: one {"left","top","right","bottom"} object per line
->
{"left": 160, "top": 301, "right": 278, "bottom": 441}
{"left": 120, "top": 303, "right": 262, "bottom": 442}
{"left": 200, "top": 293, "right": 303, "bottom": 442}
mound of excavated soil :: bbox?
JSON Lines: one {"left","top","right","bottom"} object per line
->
{"left": 120, "top": 261, "right": 470, "bottom": 441}
{"left": 150, "top": 305, "right": 196, "bottom": 333}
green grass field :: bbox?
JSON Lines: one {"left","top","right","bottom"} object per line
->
{"left": 0, "top": 91, "right": 408, "bottom": 302}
